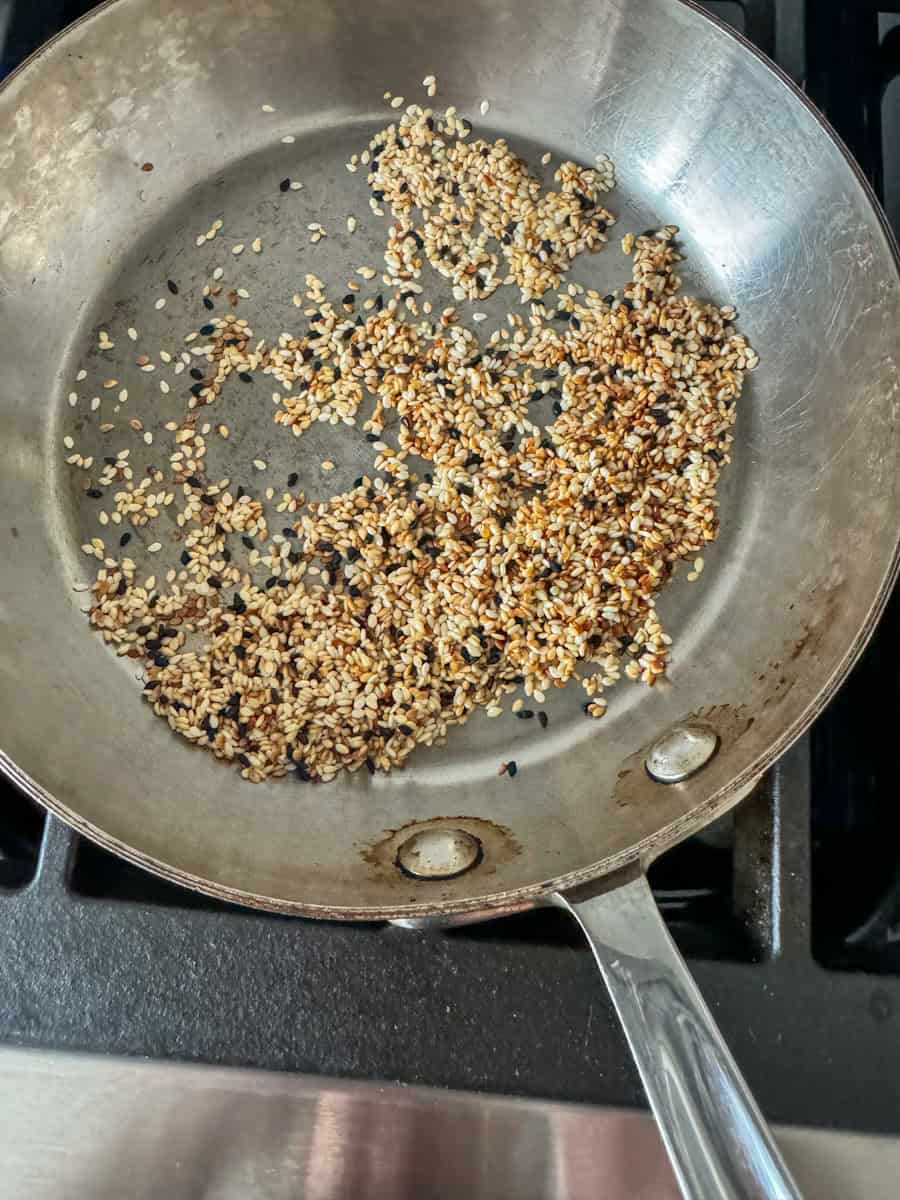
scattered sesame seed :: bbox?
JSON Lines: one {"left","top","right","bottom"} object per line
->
{"left": 320, "top": 460, "right": 335, "bottom": 471}
{"left": 479, "top": 99, "right": 490, "bottom": 115}
{"left": 281, "top": 135, "right": 296, "bottom": 144}
{"left": 147, "top": 542, "right": 162, "bottom": 553}
{"left": 251, "top": 237, "right": 262, "bottom": 253}
{"left": 154, "top": 297, "right": 166, "bottom": 310}
{"left": 261, "top": 104, "right": 275, "bottom": 112}
{"left": 232, "top": 244, "right": 245, "bottom": 256}
{"left": 541, "top": 151, "right": 552, "bottom": 165}
{"left": 253, "top": 459, "right": 267, "bottom": 471}
{"left": 390, "top": 96, "right": 404, "bottom": 109}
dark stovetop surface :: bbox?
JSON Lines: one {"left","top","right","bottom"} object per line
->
{"left": 3, "top": 0, "right": 900, "bottom": 1135}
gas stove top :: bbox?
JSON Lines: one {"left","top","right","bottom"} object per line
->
{"left": 3, "top": 0, "right": 900, "bottom": 1138}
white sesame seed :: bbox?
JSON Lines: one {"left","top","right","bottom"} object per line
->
{"left": 479, "top": 99, "right": 490, "bottom": 115}
{"left": 281, "top": 135, "right": 296, "bottom": 144}
{"left": 159, "top": 380, "right": 170, "bottom": 394}
{"left": 320, "top": 460, "right": 335, "bottom": 471}
{"left": 76, "top": 369, "right": 87, "bottom": 382}
{"left": 154, "top": 297, "right": 166, "bottom": 310}
{"left": 63, "top": 435, "right": 74, "bottom": 449}
{"left": 213, "top": 267, "right": 224, "bottom": 281}
{"left": 422, "top": 74, "right": 436, "bottom": 88}
{"left": 68, "top": 392, "right": 78, "bottom": 406}
{"left": 253, "top": 459, "right": 267, "bottom": 471}
{"left": 147, "top": 542, "right": 162, "bottom": 553}
{"left": 91, "top": 396, "right": 101, "bottom": 412}
{"left": 289, "top": 180, "right": 303, "bottom": 191}
{"left": 390, "top": 96, "right": 404, "bottom": 109}
{"left": 261, "top": 104, "right": 275, "bottom": 112}
{"left": 251, "top": 237, "right": 262, "bottom": 253}
{"left": 232, "top": 244, "right": 245, "bottom": 256}
{"left": 346, "top": 216, "right": 357, "bottom": 233}
{"left": 541, "top": 151, "right": 552, "bottom": 166}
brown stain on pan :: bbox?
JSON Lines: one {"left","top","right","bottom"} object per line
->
{"left": 361, "top": 815, "right": 522, "bottom": 890}
{"left": 613, "top": 703, "right": 756, "bottom": 810}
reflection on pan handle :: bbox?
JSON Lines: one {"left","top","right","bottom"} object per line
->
{"left": 557, "top": 873, "right": 802, "bottom": 1200}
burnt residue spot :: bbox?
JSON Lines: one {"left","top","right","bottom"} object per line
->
{"left": 360, "top": 816, "right": 522, "bottom": 886}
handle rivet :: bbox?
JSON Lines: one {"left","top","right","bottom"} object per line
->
{"left": 396, "top": 827, "right": 483, "bottom": 879}
{"left": 645, "top": 723, "right": 719, "bottom": 784}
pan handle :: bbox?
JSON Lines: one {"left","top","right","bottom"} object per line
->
{"left": 556, "top": 873, "right": 801, "bottom": 1200}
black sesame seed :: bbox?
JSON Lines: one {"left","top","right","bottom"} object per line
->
{"left": 118, "top": 531, "right": 132, "bottom": 547}
{"left": 116, "top": 578, "right": 127, "bottom": 596}
{"left": 241, "top": 535, "right": 254, "bottom": 550}
{"left": 189, "top": 383, "right": 204, "bottom": 397}
{"left": 507, "top": 760, "right": 518, "bottom": 778}
{"left": 365, "top": 432, "right": 379, "bottom": 443}
{"left": 153, "top": 653, "right": 169, "bottom": 668}
{"left": 538, "top": 711, "right": 549, "bottom": 729}
{"left": 199, "top": 323, "right": 215, "bottom": 336}
{"left": 280, "top": 178, "right": 291, "bottom": 192}
{"left": 180, "top": 549, "right": 191, "bottom": 565}
{"left": 287, "top": 472, "right": 299, "bottom": 487}
{"left": 86, "top": 487, "right": 103, "bottom": 499}
{"left": 516, "top": 709, "right": 535, "bottom": 720}
{"left": 238, "top": 371, "right": 253, "bottom": 383}
{"left": 236, "top": 754, "right": 251, "bottom": 768}
{"left": 294, "top": 761, "right": 312, "bottom": 781}
{"left": 342, "top": 294, "right": 355, "bottom": 306}
{"left": 202, "top": 296, "right": 214, "bottom": 311}
{"left": 623, "top": 536, "right": 636, "bottom": 552}
{"left": 167, "top": 279, "right": 179, "bottom": 295}
{"left": 190, "top": 367, "right": 204, "bottom": 381}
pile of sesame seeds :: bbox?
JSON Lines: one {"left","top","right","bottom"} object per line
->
{"left": 71, "top": 91, "right": 758, "bottom": 785}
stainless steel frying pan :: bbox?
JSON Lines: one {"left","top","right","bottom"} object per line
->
{"left": 2, "top": 0, "right": 899, "bottom": 1195}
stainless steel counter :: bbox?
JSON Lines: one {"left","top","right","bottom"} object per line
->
{"left": 1, "top": 1047, "right": 895, "bottom": 1199}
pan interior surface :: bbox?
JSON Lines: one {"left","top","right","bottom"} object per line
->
{"left": 1, "top": 0, "right": 898, "bottom": 916}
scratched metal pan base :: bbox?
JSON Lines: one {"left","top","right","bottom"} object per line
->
{"left": 1, "top": 0, "right": 899, "bottom": 917}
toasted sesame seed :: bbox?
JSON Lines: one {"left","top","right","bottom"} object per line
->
{"left": 147, "top": 542, "right": 162, "bottom": 553}
{"left": 70, "top": 106, "right": 750, "bottom": 787}
{"left": 251, "top": 237, "right": 262, "bottom": 253}
{"left": 479, "top": 99, "right": 490, "bottom": 115}
{"left": 232, "top": 244, "right": 245, "bottom": 256}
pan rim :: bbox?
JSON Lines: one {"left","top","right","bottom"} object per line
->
{"left": 2, "top": 0, "right": 900, "bottom": 920}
